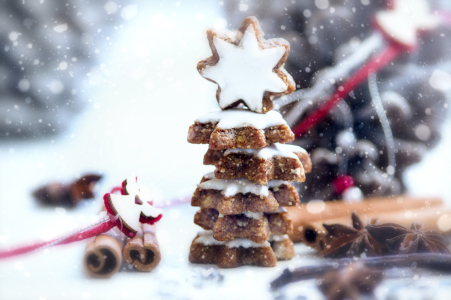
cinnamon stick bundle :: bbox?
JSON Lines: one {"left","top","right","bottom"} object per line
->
{"left": 84, "top": 228, "right": 124, "bottom": 278}
{"left": 287, "top": 196, "right": 444, "bottom": 243}
{"left": 123, "top": 224, "right": 161, "bottom": 271}
{"left": 312, "top": 207, "right": 451, "bottom": 254}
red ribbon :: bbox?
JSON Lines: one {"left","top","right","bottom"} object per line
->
{"left": 0, "top": 214, "right": 116, "bottom": 260}
{"left": 292, "top": 43, "right": 401, "bottom": 137}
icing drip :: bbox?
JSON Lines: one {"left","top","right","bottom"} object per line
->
{"left": 195, "top": 109, "right": 287, "bottom": 130}
{"left": 269, "top": 234, "right": 289, "bottom": 242}
{"left": 203, "top": 172, "right": 290, "bottom": 190}
{"left": 194, "top": 230, "right": 226, "bottom": 246}
{"left": 224, "top": 143, "right": 304, "bottom": 160}
{"left": 242, "top": 212, "right": 264, "bottom": 220}
{"left": 201, "top": 25, "right": 287, "bottom": 112}
{"left": 267, "top": 207, "right": 288, "bottom": 214}
{"left": 267, "top": 180, "right": 291, "bottom": 188}
{"left": 226, "top": 238, "right": 270, "bottom": 249}
{"left": 194, "top": 230, "right": 270, "bottom": 248}
{"left": 199, "top": 177, "right": 269, "bottom": 197}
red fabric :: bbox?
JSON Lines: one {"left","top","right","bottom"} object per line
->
{"left": 333, "top": 175, "right": 355, "bottom": 195}
{"left": 292, "top": 44, "right": 401, "bottom": 137}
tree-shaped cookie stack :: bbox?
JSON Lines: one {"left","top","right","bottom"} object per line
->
{"left": 187, "top": 17, "right": 311, "bottom": 268}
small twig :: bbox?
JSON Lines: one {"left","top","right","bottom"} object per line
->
{"left": 270, "top": 253, "right": 451, "bottom": 290}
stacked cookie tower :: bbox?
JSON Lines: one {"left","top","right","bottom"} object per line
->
{"left": 187, "top": 17, "right": 311, "bottom": 268}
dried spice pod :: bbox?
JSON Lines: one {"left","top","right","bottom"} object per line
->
{"left": 366, "top": 222, "right": 451, "bottom": 255}
{"left": 33, "top": 174, "right": 102, "bottom": 207}
{"left": 321, "top": 212, "right": 382, "bottom": 258}
{"left": 317, "top": 262, "right": 383, "bottom": 300}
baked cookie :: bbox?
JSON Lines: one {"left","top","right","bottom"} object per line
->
{"left": 269, "top": 234, "right": 296, "bottom": 260}
{"left": 187, "top": 109, "right": 294, "bottom": 150}
{"left": 197, "top": 16, "right": 295, "bottom": 113}
{"left": 189, "top": 230, "right": 277, "bottom": 268}
{"left": 191, "top": 172, "right": 300, "bottom": 215}
{"left": 194, "top": 208, "right": 292, "bottom": 243}
{"left": 204, "top": 143, "right": 311, "bottom": 185}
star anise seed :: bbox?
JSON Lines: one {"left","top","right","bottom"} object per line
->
{"left": 366, "top": 222, "right": 450, "bottom": 255}
{"left": 322, "top": 212, "right": 382, "bottom": 258}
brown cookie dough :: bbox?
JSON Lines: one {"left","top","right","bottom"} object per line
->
{"left": 269, "top": 235, "right": 296, "bottom": 260}
{"left": 204, "top": 144, "right": 311, "bottom": 185}
{"left": 194, "top": 208, "right": 293, "bottom": 243}
{"left": 197, "top": 17, "right": 295, "bottom": 113}
{"left": 187, "top": 110, "right": 294, "bottom": 150}
{"left": 188, "top": 231, "right": 277, "bottom": 268}
{"left": 191, "top": 173, "right": 300, "bottom": 215}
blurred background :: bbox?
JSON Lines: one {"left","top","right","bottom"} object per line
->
{"left": 0, "top": 0, "right": 450, "bottom": 299}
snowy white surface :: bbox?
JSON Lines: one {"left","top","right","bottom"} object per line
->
{"left": 0, "top": 1, "right": 451, "bottom": 299}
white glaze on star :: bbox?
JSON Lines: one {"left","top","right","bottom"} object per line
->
{"left": 375, "top": 0, "right": 439, "bottom": 48}
{"left": 199, "top": 177, "right": 269, "bottom": 197}
{"left": 195, "top": 109, "right": 288, "bottom": 129}
{"left": 201, "top": 25, "right": 288, "bottom": 112}
{"left": 200, "top": 172, "right": 291, "bottom": 197}
{"left": 224, "top": 143, "right": 305, "bottom": 161}
{"left": 268, "top": 234, "right": 290, "bottom": 242}
{"left": 194, "top": 230, "right": 270, "bottom": 248}
{"left": 108, "top": 177, "right": 162, "bottom": 233}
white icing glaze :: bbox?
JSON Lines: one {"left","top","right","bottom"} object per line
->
{"left": 203, "top": 172, "right": 290, "bottom": 190}
{"left": 109, "top": 177, "right": 162, "bottom": 233}
{"left": 267, "top": 207, "right": 288, "bottom": 214}
{"left": 242, "top": 212, "right": 264, "bottom": 220}
{"left": 269, "top": 234, "right": 290, "bottom": 242}
{"left": 224, "top": 143, "right": 304, "bottom": 161}
{"left": 199, "top": 177, "right": 269, "bottom": 197}
{"left": 203, "top": 172, "right": 215, "bottom": 180}
{"left": 218, "top": 211, "right": 263, "bottom": 220}
{"left": 200, "top": 24, "right": 287, "bottom": 112}
{"left": 267, "top": 180, "right": 291, "bottom": 188}
{"left": 226, "top": 238, "right": 270, "bottom": 248}
{"left": 375, "top": 0, "right": 439, "bottom": 47}
{"left": 194, "top": 230, "right": 270, "bottom": 248}
{"left": 195, "top": 109, "right": 287, "bottom": 130}
{"left": 194, "top": 230, "right": 226, "bottom": 246}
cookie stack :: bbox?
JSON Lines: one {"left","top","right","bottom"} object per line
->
{"left": 187, "top": 17, "right": 311, "bottom": 268}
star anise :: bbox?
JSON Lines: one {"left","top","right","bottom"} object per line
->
{"left": 33, "top": 174, "right": 102, "bottom": 207}
{"left": 366, "top": 222, "right": 450, "bottom": 255}
{"left": 317, "top": 262, "right": 384, "bottom": 300}
{"left": 322, "top": 212, "right": 382, "bottom": 258}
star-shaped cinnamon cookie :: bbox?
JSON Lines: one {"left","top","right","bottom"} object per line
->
{"left": 197, "top": 16, "right": 295, "bottom": 113}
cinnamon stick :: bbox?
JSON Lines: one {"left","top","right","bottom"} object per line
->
{"left": 287, "top": 196, "right": 444, "bottom": 243}
{"left": 311, "top": 207, "right": 451, "bottom": 254}
{"left": 123, "top": 224, "right": 161, "bottom": 271}
{"left": 84, "top": 228, "right": 124, "bottom": 278}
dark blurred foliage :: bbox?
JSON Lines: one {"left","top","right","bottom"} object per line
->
{"left": 225, "top": 0, "right": 451, "bottom": 201}
{"left": 0, "top": 0, "right": 129, "bottom": 138}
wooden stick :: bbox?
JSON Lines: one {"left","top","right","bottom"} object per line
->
{"left": 83, "top": 228, "right": 124, "bottom": 278}
{"left": 123, "top": 224, "right": 161, "bottom": 271}
{"left": 287, "top": 196, "right": 444, "bottom": 243}
{"left": 312, "top": 207, "right": 451, "bottom": 254}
